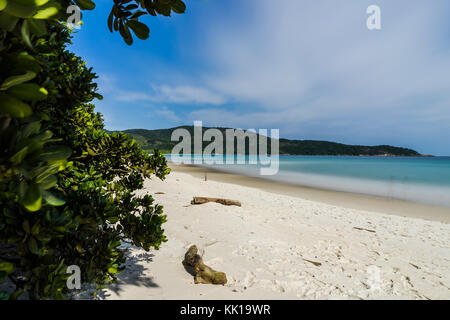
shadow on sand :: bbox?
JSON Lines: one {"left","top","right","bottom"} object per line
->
{"left": 106, "top": 249, "right": 159, "bottom": 296}
{"left": 72, "top": 247, "right": 159, "bottom": 300}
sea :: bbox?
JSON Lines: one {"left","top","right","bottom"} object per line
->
{"left": 166, "top": 155, "right": 450, "bottom": 208}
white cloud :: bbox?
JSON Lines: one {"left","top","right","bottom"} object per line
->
{"left": 201, "top": 0, "right": 450, "bottom": 112}
{"left": 96, "top": 74, "right": 117, "bottom": 94}
{"left": 114, "top": 84, "right": 226, "bottom": 105}
{"left": 152, "top": 85, "right": 226, "bottom": 105}
{"left": 115, "top": 91, "right": 153, "bottom": 102}
{"left": 153, "top": 106, "right": 182, "bottom": 123}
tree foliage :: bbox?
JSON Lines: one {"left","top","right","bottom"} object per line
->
{"left": 123, "top": 127, "right": 422, "bottom": 156}
{"left": 0, "top": 0, "right": 184, "bottom": 299}
{"left": 108, "top": 0, "right": 186, "bottom": 45}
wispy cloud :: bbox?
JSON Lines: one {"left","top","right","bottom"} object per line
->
{"left": 153, "top": 85, "right": 226, "bottom": 105}
{"left": 96, "top": 74, "right": 118, "bottom": 95}
{"left": 202, "top": 1, "right": 450, "bottom": 111}
{"left": 153, "top": 106, "right": 182, "bottom": 123}
{"left": 115, "top": 84, "right": 226, "bottom": 105}
{"left": 115, "top": 91, "right": 153, "bottom": 102}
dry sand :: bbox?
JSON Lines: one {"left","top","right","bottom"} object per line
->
{"left": 81, "top": 163, "right": 450, "bottom": 300}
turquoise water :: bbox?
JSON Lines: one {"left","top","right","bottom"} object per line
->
{"left": 278, "top": 156, "right": 450, "bottom": 187}
{"left": 167, "top": 155, "right": 450, "bottom": 207}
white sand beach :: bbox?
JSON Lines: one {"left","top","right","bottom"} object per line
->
{"left": 86, "top": 164, "right": 450, "bottom": 300}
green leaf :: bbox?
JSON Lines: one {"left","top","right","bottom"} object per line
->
{"left": 0, "top": 262, "right": 14, "bottom": 274}
{"left": 21, "top": 19, "right": 33, "bottom": 48}
{"left": 130, "top": 10, "right": 147, "bottom": 20}
{"left": 119, "top": 22, "right": 133, "bottom": 45}
{"left": 126, "top": 20, "right": 149, "bottom": 40}
{"left": 144, "top": 0, "right": 156, "bottom": 16}
{"left": 22, "top": 183, "right": 42, "bottom": 212}
{"left": 28, "top": 237, "right": 38, "bottom": 254}
{"left": 22, "top": 220, "right": 31, "bottom": 234}
{"left": 10, "top": 146, "right": 29, "bottom": 165}
{"left": 32, "top": 129, "right": 53, "bottom": 142}
{"left": 27, "top": 17, "right": 46, "bottom": 36}
{"left": 107, "top": 217, "right": 119, "bottom": 224}
{"left": 171, "top": 0, "right": 186, "bottom": 14}
{"left": 124, "top": 4, "right": 138, "bottom": 10}
{"left": 0, "top": 93, "right": 32, "bottom": 118}
{"left": 155, "top": 3, "right": 171, "bottom": 16}
{"left": 31, "top": 222, "right": 40, "bottom": 235}
{"left": 113, "top": 16, "right": 119, "bottom": 31}
{"left": 33, "top": 160, "right": 69, "bottom": 182}
{"left": 19, "top": 180, "right": 27, "bottom": 199}
{"left": 42, "top": 190, "right": 65, "bottom": 206}
{"left": 107, "top": 267, "right": 118, "bottom": 274}
{"left": 0, "top": 0, "right": 7, "bottom": 11}
{"left": 53, "top": 226, "right": 66, "bottom": 233}
{"left": 21, "top": 121, "right": 41, "bottom": 138}
{"left": 40, "top": 146, "right": 72, "bottom": 161}
{"left": 93, "top": 92, "right": 103, "bottom": 100}
{"left": 107, "top": 7, "right": 114, "bottom": 33}
{"left": 15, "top": 52, "right": 41, "bottom": 74}
{"left": 4, "top": 1, "right": 37, "bottom": 18}
{"left": 32, "top": 5, "right": 58, "bottom": 19}
{"left": 39, "top": 175, "right": 57, "bottom": 190}
{"left": 14, "top": 0, "right": 50, "bottom": 6}
{"left": 7, "top": 83, "right": 47, "bottom": 101}
{"left": 0, "top": 12, "right": 19, "bottom": 32}
{"left": 74, "top": 0, "right": 95, "bottom": 10}
{"left": 1, "top": 70, "right": 37, "bottom": 90}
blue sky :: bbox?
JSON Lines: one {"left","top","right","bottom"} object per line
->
{"left": 70, "top": 0, "right": 450, "bottom": 155}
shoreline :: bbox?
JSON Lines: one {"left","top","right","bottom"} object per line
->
{"left": 171, "top": 163, "right": 450, "bottom": 224}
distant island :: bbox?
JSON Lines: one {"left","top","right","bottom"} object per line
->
{"left": 117, "top": 126, "right": 424, "bottom": 156}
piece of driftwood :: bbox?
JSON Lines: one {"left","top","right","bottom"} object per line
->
{"left": 303, "top": 259, "right": 322, "bottom": 267}
{"left": 155, "top": 192, "right": 165, "bottom": 194}
{"left": 353, "top": 226, "right": 376, "bottom": 233}
{"left": 184, "top": 245, "right": 227, "bottom": 285}
{"left": 191, "top": 197, "right": 241, "bottom": 207}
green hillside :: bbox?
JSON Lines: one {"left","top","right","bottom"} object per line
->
{"left": 116, "top": 126, "right": 422, "bottom": 156}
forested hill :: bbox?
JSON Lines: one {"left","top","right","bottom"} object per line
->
{"left": 118, "top": 126, "right": 423, "bottom": 156}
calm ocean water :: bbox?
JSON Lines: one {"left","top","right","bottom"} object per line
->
{"left": 167, "top": 155, "right": 450, "bottom": 207}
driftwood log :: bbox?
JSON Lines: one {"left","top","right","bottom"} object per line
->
{"left": 184, "top": 245, "right": 227, "bottom": 285}
{"left": 191, "top": 197, "right": 241, "bottom": 207}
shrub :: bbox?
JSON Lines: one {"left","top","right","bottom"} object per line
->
{"left": 0, "top": 0, "right": 185, "bottom": 299}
